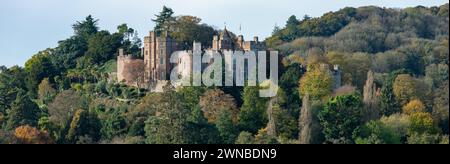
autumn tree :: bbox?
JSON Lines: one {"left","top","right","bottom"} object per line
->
{"left": 299, "top": 64, "right": 334, "bottom": 100}
{"left": 38, "top": 78, "right": 57, "bottom": 104}
{"left": 199, "top": 89, "right": 238, "bottom": 123}
{"left": 14, "top": 125, "right": 53, "bottom": 144}
{"left": 380, "top": 69, "right": 409, "bottom": 116}
{"left": 393, "top": 74, "right": 420, "bottom": 106}
{"left": 402, "top": 99, "right": 426, "bottom": 115}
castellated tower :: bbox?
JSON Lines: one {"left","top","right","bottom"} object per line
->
{"left": 117, "top": 48, "right": 145, "bottom": 87}
{"left": 144, "top": 31, "right": 179, "bottom": 82}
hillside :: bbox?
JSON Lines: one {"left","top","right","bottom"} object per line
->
{"left": 0, "top": 4, "right": 449, "bottom": 144}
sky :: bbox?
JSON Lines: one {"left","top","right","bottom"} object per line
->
{"left": 0, "top": 0, "right": 448, "bottom": 67}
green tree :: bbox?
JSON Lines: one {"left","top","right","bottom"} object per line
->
{"left": 235, "top": 131, "right": 254, "bottom": 144}
{"left": 171, "top": 16, "right": 217, "bottom": 49}
{"left": 0, "top": 66, "right": 28, "bottom": 114}
{"left": 72, "top": 15, "right": 99, "bottom": 39}
{"left": 144, "top": 85, "right": 190, "bottom": 144}
{"left": 318, "top": 94, "right": 363, "bottom": 144}
{"left": 238, "top": 86, "right": 269, "bottom": 134}
{"left": 354, "top": 120, "right": 402, "bottom": 144}
{"left": 5, "top": 90, "right": 40, "bottom": 130}
{"left": 216, "top": 109, "right": 238, "bottom": 144}
{"left": 100, "top": 108, "right": 127, "bottom": 140}
{"left": 432, "top": 81, "right": 449, "bottom": 134}
{"left": 25, "top": 49, "right": 55, "bottom": 97}
{"left": 185, "top": 106, "right": 220, "bottom": 144}
{"left": 380, "top": 69, "right": 409, "bottom": 116}
{"left": 66, "top": 109, "right": 101, "bottom": 143}
{"left": 85, "top": 31, "right": 123, "bottom": 65}
{"left": 152, "top": 6, "right": 175, "bottom": 35}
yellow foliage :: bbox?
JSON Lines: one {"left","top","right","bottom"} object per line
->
{"left": 299, "top": 63, "right": 333, "bottom": 100}
{"left": 14, "top": 125, "right": 53, "bottom": 144}
{"left": 403, "top": 99, "right": 426, "bottom": 115}
{"left": 393, "top": 74, "right": 418, "bottom": 106}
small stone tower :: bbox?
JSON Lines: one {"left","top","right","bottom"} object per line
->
{"left": 333, "top": 65, "right": 342, "bottom": 89}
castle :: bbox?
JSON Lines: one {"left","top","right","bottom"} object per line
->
{"left": 117, "top": 27, "right": 266, "bottom": 89}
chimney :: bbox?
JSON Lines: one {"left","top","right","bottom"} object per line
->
{"left": 254, "top": 36, "right": 259, "bottom": 42}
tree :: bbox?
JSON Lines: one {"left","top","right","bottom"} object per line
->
{"left": 425, "top": 63, "right": 448, "bottom": 88}
{"left": 14, "top": 125, "right": 53, "bottom": 144}
{"left": 100, "top": 108, "right": 127, "bottom": 140}
{"left": 235, "top": 131, "right": 254, "bottom": 144}
{"left": 354, "top": 120, "right": 402, "bottom": 144}
{"left": 393, "top": 74, "right": 419, "bottom": 106}
{"left": 152, "top": 6, "right": 175, "bottom": 35}
{"left": 238, "top": 86, "right": 269, "bottom": 134}
{"left": 48, "top": 90, "right": 87, "bottom": 126}
{"left": 5, "top": 90, "right": 40, "bottom": 130}
{"left": 362, "top": 70, "right": 380, "bottom": 121}
{"left": 0, "top": 66, "right": 27, "bottom": 114}
{"left": 171, "top": 16, "right": 217, "bottom": 49}
{"left": 298, "top": 94, "right": 313, "bottom": 144}
{"left": 380, "top": 113, "right": 411, "bottom": 141}
{"left": 66, "top": 109, "right": 101, "bottom": 143}
{"left": 117, "top": 23, "right": 142, "bottom": 57}
{"left": 85, "top": 31, "right": 123, "bottom": 65}
{"left": 380, "top": 69, "right": 408, "bottom": 116}
{"left": 318, "top": 94, "right": 363, "bottom": 144}
{"left": 283, "top": 15, "right": 300, "bottom": 41}
{"left": 409, "top": 112, "right": 438, "bottom": 135}
{"left": 402, "top": 99, "right": 426, "bottom": 115}
{"left": 25, "top": 49, "right": 55, "bottom": 97}
{"left": 123, "top": 60, "right": 145, "bottom": 88}
{"left": 38, "top": 78, "right": 57, "bottom": 104}
{"left": 185, "top": 106, "right": 220, "bottom": 144}
{"left": 216, "top": 109, "right": 238, "bottom": 144}
{"left": 72, "top": 15, "right": 99, "bottom": 39}
{"left": 199, "top": 89, "right": 238, "bottom": 123}
{"left": 144, "top": 85, "right": 190, "bottom": 144}
{"left": 432, "top": 81, "right": 449, "bottom": 134}
{"left": 407, "top": 133, "right": 449, "bottom": 144}
{"left": 299, "top": 64, "right": 334, "bottom": 100}
{"left": 254, "top": 128, "right": 278, "bottom": 144}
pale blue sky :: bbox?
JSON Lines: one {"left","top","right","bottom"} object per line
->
{"left": 0, "top": 0, "right": 447, "bottom": 67}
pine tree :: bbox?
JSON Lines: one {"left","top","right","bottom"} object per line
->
{"left": 5, "top": 90, "right": 40, "bottom": 130}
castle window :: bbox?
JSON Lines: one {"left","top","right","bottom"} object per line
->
{"left": 160, "top": 57, "right": 164, "bottom": 64}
